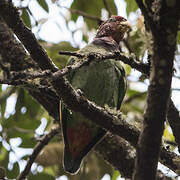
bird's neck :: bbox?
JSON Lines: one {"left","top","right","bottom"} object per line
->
{"left": 92, "top": 36, "right": 120, "bottom": 52}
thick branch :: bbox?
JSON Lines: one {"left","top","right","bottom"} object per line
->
{"left": 9, "top": 70, "right": 52, "bottom": 80}
{"left": 134, "top": 0, "right": 149, "bottom": 17}
{"left": 133, "top": 1, "right": 180, "bottom": 179}
{"left": 0, "top": 0, "right": 58, "bottom": 72}
{"left": 0, "top": 76, "right": 58, "bottom": 100}
{"left": 96, "top": 134, "right": 135, "bottom": 178}
{"left": 0, "top": 17, "right": 59, "bottom": 119}
{"left": 96, "top": 134, "right": 174, "bottom": 180}
{"left": 134, "top": 0, "right": 159, "bottom": 37}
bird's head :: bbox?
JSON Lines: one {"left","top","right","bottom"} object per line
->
{"left": 95, "top": 16, "right": 131, "bottom": 44}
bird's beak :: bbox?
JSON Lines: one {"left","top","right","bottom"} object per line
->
{"left": 120, "top": 20, "right": 131, "bottom": 30}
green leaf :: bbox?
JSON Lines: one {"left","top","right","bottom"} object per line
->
{"left": 83, "top": 34, "right": 88, "bottom": 43}
{"left": 20, "top": 135, "right": 36, "bottom": 148}
{"left": 163, "top": 125, "right": 175, "bottom": 142}
{"left": 127, "top": 30, "right": 145, "bottom": 58}
{"left": 7, "top": 162, "right": 19, "bottom": 179}
{"left": 21, "top": 9, "right": 31, "bottom": 28}
{"left": 0, "top": 99, "right": 6, "bottom": 119}
{"left": 0, "top": 146, "right": 8, "bottom": 163}
{"left": 71, "top": 0, "right": 117, "bottom": 29}
{"left": 125, "top": 0, "right": 138, "bottom": 16}
{"left": 37, "top": 0, "right": 49, "bottom": 13}
{"left": 2, "top": 89, "right": 42, "bottom": 140}
{"left": 42, "top": 41, "right": 78, "bottom": 68}
{"left": 124, "top": 64, "right": 132, "bottom": 76}
{"left": 111, "top": 170, "right": 120, "bottom": 180}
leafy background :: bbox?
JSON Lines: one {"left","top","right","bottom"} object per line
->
{"left": 0, "top": 0, "right": 180, "bottom": 179}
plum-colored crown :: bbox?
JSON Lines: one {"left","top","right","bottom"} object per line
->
{"left": 95, "top": 15, "right": 129, "bottom": 44}
{"left": 112, "top": 15, "right": 127, "bottom": 21}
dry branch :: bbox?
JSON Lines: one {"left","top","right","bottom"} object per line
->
{"left": 17, "top": 127, "right": 60, "bottom": 180}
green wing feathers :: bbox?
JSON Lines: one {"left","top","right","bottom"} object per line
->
{"left": 60, "top": 43, "right": 127, "bottom": 174}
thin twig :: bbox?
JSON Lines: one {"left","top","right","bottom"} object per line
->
{"left": 0, "top": 86, "right": 16, "bottom": 102}
{"left": 103, "top": 0, "right": 112, "bottom": 17}
{"left": 62, "top": 6, "right": 102, "bottom": 24}
{"left": 59, "top": 51, "right": 85, "bottom": 58}
{"left": 58, "top": 50, "right": 150, "bottom": 77}
{"left": 26, "top": 6, "right": 38, "bottom": 26}
{"left": 17, "top": 127, "right": 60, "bottom": 180}
{"left": 124, "top": 92, "right": 147, "bottom": 104}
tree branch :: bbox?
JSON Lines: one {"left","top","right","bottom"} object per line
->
{"left": 0, "top": 1, "right": 180, "bottom": 177}
{"left": 9, "top": 70, "right": 52, "bottom": 80}
{"left": 96, "top": 134, "right": 174, "bottom": 180}
{"left": 17, "top": 127, "right": 60, "bottom": 180}
{"left": 0, "top": 17, "right": 59, "bottom": 120}
{"left": 62, "top": 6, "right": 103, "bottom": 24}
{"left": 58, "top": 50, "right": 150, "bottom": 76}
{"left": 0, "top": 86, "right": 16, "bottom": 102}
{"left": 0, "top": 0, "right": 58, "bottom": 72}
{"left": 167, "top": 101, "right": 180, "bottom": 152}
{"left": 103, "top": 0, "right": 112, "bottom": 17}
{"left": 134, "top": 0, "right": 159, "bottom": 37}
{"left": 135, "top": 0, "right": 149, "bottom": 18}
{"left": 124, "top": 92, "right": 146, "bottom": 104}
{"left": 96, "top": 134, "right": 135, "bottom": 178}
{"left": 0, "top": 69, "right": 179, "bottom": 176}
{"left": 133, "top": 1, "right": 180, "bottom": 179}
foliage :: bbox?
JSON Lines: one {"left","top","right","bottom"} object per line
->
{"left": 0, "top": 0, "right": 179, "bottom": 180}
{"left": 71, "top": 0, "right": 117, "bottom": 29}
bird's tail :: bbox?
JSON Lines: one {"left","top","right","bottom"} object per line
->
{"left": 63, "top": 147, "right": 82, "bottom": 174}
{"left": 59, "top": 101, "right": 107, "bottom": 174}
{"left": 62, "top": 127, "right": 106, "bottom": 174}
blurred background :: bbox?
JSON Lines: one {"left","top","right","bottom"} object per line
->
{"left": 0, "top": 0, "right": 180, "bottom": 179}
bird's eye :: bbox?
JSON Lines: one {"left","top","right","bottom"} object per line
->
{"left": 109, "top": 18, "right": 116, "bottom": 22}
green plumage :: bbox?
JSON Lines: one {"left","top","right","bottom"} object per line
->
{"left": 61, "top": 42, "right": 127, "bottom": 174}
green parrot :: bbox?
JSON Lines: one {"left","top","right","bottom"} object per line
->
{"left": 60, "top": 16, "right": 130, "bottom": 174}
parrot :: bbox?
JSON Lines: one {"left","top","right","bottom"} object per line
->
{"left": 60, "top": 16, "right": 130, "bottom": 174}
